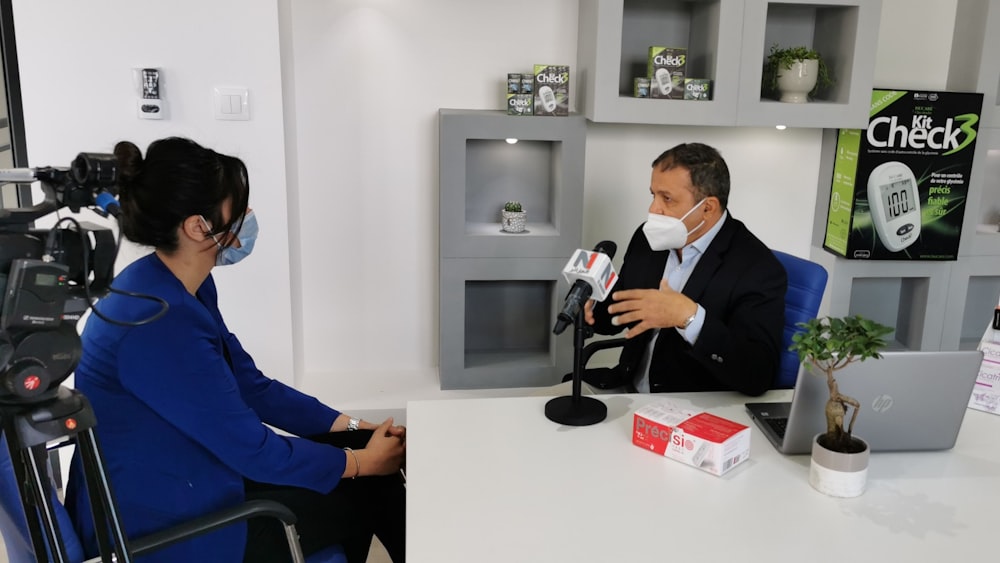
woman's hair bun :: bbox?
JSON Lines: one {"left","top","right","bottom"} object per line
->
{"left": 114, "top": 141, "right": 143, "bottom": 194}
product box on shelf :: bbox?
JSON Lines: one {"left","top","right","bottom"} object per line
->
{"left": 684, "top": 79, "right": 711, "bottom": 101}
{"left": 532, "top": 64, "right": 569, "bottom": 116}
{"left": 647, "top": 46, "right": 686, "bottom": 100}
{"left": 634, "top": 77, "right": 650, "bottom": 98}
{"left": 824, "top": 90, "right": 984, "bottom": 260}
{"left": 632, "top": 400, "right": 750, "bottom": 476}
{"left": 506, "top": 93, "right": 532, "bottom": 116}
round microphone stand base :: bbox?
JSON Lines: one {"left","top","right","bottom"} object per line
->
{"left": 544, "top": 395, "right": 607, "bottom": 426}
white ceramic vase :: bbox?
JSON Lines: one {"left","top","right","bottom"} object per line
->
{"left": 775, "top": 59, "right": 819, "bottom": 103}
{"left": 501, "top": 209, "right": 527, "bottom": 233}
{"left": 809, "top": 434, "right": 869, "bottom": 498}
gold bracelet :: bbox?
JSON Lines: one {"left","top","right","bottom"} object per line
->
{"left": 344, "top": 447, "right": 361, "bottom": 479}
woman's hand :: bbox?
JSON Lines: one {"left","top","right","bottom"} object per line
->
{"left": 354, "top": 418, "right": 405, "bottom": 476}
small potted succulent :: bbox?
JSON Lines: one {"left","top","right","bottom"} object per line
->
{"left": 501, "top": 200, "right": 526, "bottom": 233}
{"left": 762, "top": 44, "right": 834, "bottom": 103}
{"left": 789, "top": 315, "right": 893, "bottom": 498}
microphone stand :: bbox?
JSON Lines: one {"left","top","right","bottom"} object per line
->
{"left": 545, "top": 306, "right": 607, "bottom": 426}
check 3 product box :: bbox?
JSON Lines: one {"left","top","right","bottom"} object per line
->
{"left": 683, "top": 79, "right": 711, "bottom": 101}
{"left": 532, "top": 64, "right": 569, "bottom": 116}
{"left": 824, "top": 90, "right": 983, "bottom": 260}
{"left": 506, "top": 93, "right": 533, "bottom": 116}
{"left": 647, "top": 47, "right": 686, "bottom": 100}
{"left": 632, "top": 401, "right": 750, "bottom": 476}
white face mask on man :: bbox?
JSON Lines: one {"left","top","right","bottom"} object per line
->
{"left": 642, "top": 198, "right": 707, "bottom": 251}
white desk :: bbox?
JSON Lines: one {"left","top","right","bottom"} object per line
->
{"left": 407, "top": 390, "right": 999, "bottom": 563}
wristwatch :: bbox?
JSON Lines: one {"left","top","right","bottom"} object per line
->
{"left": 681, "top": 311, "right": 697, "bottom": 330}
{"left": 347, "top": 417, "right": 360, "bottom": 431}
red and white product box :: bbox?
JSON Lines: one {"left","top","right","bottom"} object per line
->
{"left": 632, "top": 401, "right": 751, "bottom": 476}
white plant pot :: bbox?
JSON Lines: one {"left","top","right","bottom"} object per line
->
{"left": 501, "top": 209, "right": 526, "bottom": 233}
{"left": 776, "top": 59, "right": 819, "bottom": 103}
{"left": 809, "top": 434, "right": 869, "bottom": 498}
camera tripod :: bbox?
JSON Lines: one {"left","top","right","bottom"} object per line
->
{"left": 1, "top": 385, "right": 133, "bottom": 562}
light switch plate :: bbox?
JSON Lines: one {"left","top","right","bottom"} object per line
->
{"left": 213, "top": 87, "right": 250, "bottom": 121}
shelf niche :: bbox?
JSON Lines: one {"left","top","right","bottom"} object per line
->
{"left": 737, "top": 0, "right": 880, "bottom": 128}
{"left": 464, "top": 280, "right": 553, "bottom": 369}
{"left": 465, "top": 139, "right": 556, "bottom": 237}
{"left": 959, "top": 275, "right": 1000, "bottom": 350}
{"left": 847, "top": 277, "right": 929, "bottom": 351}
{"left": 439, "top": 109, "right": 584, "bottom": 260}
{"left": 577, "top": 0, "right": 745, "bottom": 125}
{"left": 439, "top": 258, "right": 571, "bottom": 390}
{"left": 948, "top": 0, "right": 1000, "bottom": 128}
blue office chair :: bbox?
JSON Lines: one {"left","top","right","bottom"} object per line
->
{"left": 771, "top": 250, "right": 828, "bottom": 389}
{"left": 0, "top": 435, "right": 347, "bottom": 563}
{"left": 562, "top": 249, "right": 827, "bottom": 391}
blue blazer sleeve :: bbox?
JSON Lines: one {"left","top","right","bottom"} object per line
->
{"left": 199, "top": 276, "right": 341, "bottom": 437}
{"left": 116, "top": 296, "right": 346, "bottom": 493}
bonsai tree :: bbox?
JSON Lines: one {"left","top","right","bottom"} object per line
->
{"left": 503, "top": 201, "right": 523, "bottom": 213}
{"left": 762, "top": 44, "right": 834, "bottom": 100}
{"left": 789, "top": 315, "right": 893, "bottom": 454}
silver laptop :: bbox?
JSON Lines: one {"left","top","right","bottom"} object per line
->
{"left": 745, "top": 350, "right": 983, "bottom": 454}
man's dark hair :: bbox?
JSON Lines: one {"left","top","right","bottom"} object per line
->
{"left": 651, "top": 143, "right": 730, "bottom": 210}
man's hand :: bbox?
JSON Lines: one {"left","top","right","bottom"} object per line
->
{"left": 606, "top": 279, "right": 698, "bottom": 339}
{"left": 584, "top": 299, "right": 596, "bottom": 325}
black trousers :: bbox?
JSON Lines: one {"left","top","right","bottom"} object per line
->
{"left": 243, "top": 430, "right": 406, "bottom": 563}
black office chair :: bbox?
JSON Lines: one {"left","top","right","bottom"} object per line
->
{"left": 562, "top": 249, "right": 828, "bottom": 391}
{"left": 0, "top": 434, "right": 347, "bottom": 563}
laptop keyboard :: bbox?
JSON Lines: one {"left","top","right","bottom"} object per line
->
{"left": 765, "top": 417, "right": 789, "bottom": 439}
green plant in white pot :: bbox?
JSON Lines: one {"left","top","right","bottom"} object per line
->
{"left": 789, "top": 315, "right": 893, "bottom": 497}
{"left": 762, "top": 44, "right": 834, "bottom": 103}
{"left": 501, "top": 200, "right": 526, "bottom": 233}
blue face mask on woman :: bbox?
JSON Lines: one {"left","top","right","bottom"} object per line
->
{"left": 200, "top": 210, "right": 259, "bottom": 266}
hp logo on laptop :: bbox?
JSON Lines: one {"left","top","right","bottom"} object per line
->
{"left": 872, "top": 394, "right": 894, "bottom": 413}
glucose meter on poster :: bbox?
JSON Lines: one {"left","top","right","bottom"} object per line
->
{"left": 866, "top": 161, "right": 921, "bottom": 252}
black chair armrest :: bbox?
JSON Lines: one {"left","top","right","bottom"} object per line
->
{"left": 580, "top": 338, "right": 627, "bottom": 367}
{"left": 129, "top": 499, "right": 297, "bottom": 558}
{"left": 561, "top": 337, "right": 629, "bottom": 389}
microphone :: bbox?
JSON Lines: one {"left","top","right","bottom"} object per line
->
{"left": 553, "top": 241, "right": 618, "bottom": 335}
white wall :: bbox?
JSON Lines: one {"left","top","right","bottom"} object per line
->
{"left": 13, "top": 0, "right": 296, "bottom": 384}
{"left": 10, "top": 0, "right": 966, "bottom": 410}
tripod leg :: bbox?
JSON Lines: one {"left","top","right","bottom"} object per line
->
{"left": 2, "top": 427, "right": 71, "bottom": 563}
{"left": 76, "top": 427, "right": 133, "bottom": 563}
{"left": 24, "top": 444, "right": 71, "bottom": 563}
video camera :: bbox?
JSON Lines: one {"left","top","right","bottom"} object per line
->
{"left": 0, "top": 153, "right": 120, "bottom": 404}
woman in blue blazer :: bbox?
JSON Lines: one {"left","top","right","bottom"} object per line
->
{"left": 65, "top": 137, "right": 405, "bottom": 562}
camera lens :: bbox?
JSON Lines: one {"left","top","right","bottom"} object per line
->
{"left": 71, "top": 153, "right": 118, "bottom": 192}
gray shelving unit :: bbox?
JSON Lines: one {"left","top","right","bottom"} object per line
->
{"left": 939, "top": 0, "right": 1000, "bottom": 353}
{"left": 438, "top": 109, "right": 586, "bottom": 389}
{"left": 576, "top": 0, "right": 881, "bottom": 128}
{"left": 948, "top": 0, "right": 1000, "bottom": 129}
{"left": 957, "top": 127, "right": 1000, "bottom": 257}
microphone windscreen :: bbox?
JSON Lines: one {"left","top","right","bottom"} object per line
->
{"left": 594, "top": 240, "right": 617, "bottom": 260}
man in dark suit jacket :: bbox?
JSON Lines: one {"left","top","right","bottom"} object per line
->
{"left": 587, "top": 143, "right": 786, "bottom": 396}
